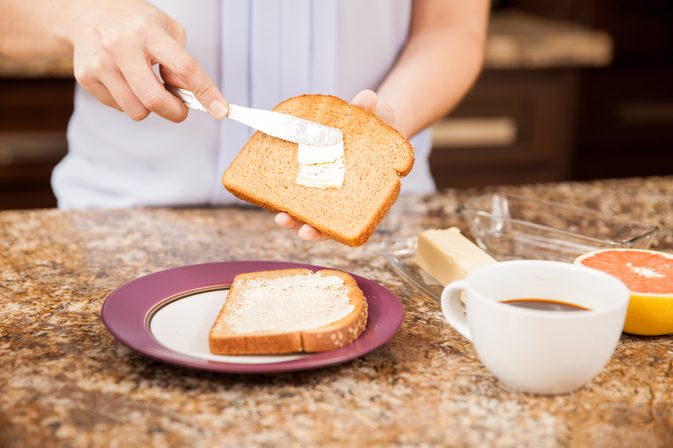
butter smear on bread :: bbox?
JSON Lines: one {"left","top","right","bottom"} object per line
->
{"left": 209, "top": 268, "right": 368, "bottom": 355}
{"left": 296, "top": 140, "right": 345, "bottom": 189}
{"left": 214, "top": 272, "right": 355, "bottom": 334}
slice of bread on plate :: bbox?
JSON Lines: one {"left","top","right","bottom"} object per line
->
{"left": 221, "top": 94, "right": 414, "bottom": 247}
{"left": 209, "top": 268, "right": 368, "bottom": 355}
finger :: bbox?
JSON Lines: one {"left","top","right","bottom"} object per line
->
{"left": 82, "top": 80, "right": 122, "bottom": 111}
{"left": 160, "top": 21, "right": 188, "bottom": 89}
{"left": 73, "top": 55, "right": 121, "bottom": 112}
{"left": 165, "top": 19, "right": 187, "bottom": 47}
{"left": 350, "top": 89, "right": 377, "bottom": 112}
{"left": 274, "top": 212, "right": 302, "bottom": 230}
{"left": 148, "top": 32, "right": 228, "bottom": 119}
{"left": 99, "top": 70, "right": 150, "bottom": 121}
{"left": 118, "top": 57, "right": 188, "bottom": 122}
{"left": 298, "top": 224, "right": 325, "bottom": 241}
{"left": 351, "top": 89, "right": 395, "bottom": 126}
{"left": 159, "top": 65, "right": 188, "bottom": 89}
{"left": 157, "top": 23, "right": 191, "bottom": 91}
{"left": 376, "top": 101, "right": 396, "bottom": 127}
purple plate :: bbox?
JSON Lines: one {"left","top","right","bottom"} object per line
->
{"left": 101, "top": 261, "right": 404, "bottom": 373}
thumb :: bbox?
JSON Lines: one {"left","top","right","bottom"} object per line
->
{"left": 375, "top": 101, "right": 396, "bottom": 127}
{"left": 351, "top": 89, "right": 395, "bottom": 127}
{"left": 350, "top": 89, "right": 377, "bottom": 112}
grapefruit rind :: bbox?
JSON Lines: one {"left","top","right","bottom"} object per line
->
{"left": 624, "top": 293, "right": 673, "bottom": 336}
{"left": 574, "top": 248, "right": 673, "bottom": 336}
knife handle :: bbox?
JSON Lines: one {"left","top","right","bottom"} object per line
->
{"left": 165, "top": 84, "right": 226, "bottom": 116}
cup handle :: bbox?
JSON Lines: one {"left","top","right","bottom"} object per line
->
{"left": 440, "top": 280, "right": 472, "bottom": 341}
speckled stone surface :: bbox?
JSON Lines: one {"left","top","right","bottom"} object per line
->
{"left": 1, "top": 177, "right": 672, "bottom": 447}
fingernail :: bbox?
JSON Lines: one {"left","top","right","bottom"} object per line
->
{"left": 210, "top": 100, "right": 228, "bottom": 119}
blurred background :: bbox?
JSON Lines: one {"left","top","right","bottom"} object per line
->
{"left": 0, "top": 0, "right": 671, "bottom": 210}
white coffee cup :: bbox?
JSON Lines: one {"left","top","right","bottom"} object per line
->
{"left": 441, "top": 260, "right": 629, "bottom": 394}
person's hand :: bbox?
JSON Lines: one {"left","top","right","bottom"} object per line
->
{"left": 69, "top": 0, "right": 228, "bottom": 122}
{"left": 275, "top": 89, "right": 396, "bottom": 241}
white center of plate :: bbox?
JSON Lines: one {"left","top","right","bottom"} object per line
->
{"left": 149, "top": 289, "right": 306, "bottom": 364}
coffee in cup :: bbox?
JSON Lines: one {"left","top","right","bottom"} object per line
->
{"left": 441, "top": 260, "right": 629, "bottom": 394}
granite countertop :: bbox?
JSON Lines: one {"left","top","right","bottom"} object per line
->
{"left": 1, "top": 177, "right": 672, "bottom": 447}
{"left": 0, "top": 10, "right": 612, "bottom": 78}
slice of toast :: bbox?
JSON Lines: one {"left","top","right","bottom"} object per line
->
{"left": 221, "top": 94, "right": 414, "bottom": 246}
{"left": 209, "top": 269, "right": 368, "bottom": 355}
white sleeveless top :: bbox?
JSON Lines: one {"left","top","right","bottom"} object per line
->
{"left": 53, "top": 0, "right": 434, "bottom": 209}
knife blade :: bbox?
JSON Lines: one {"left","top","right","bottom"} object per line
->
{"left": 166, "top": 86, "right": 342, "bottom": 147}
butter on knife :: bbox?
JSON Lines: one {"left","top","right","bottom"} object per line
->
{"left": 166, "top": 85, "right": 342, "bottom": 147}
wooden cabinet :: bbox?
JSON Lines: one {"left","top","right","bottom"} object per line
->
{"left": 573, "top": 67, "right": 673, "bottom": 179}
{"left": 0, "top": 78, "right": 73, "bottom": 209}
{"left": 508, "top": 0, "right": 673, "bottom": 180}
{"left": 430, "top": 70, "right": 578, "bottom": 189}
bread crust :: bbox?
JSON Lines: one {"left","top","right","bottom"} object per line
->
{"left": 221, "top": 94, "right": 414, "bottom": 247}
{"left": 208, "top": 269, "right": 368, "bottom": 355}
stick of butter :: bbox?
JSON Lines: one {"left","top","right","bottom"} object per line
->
{"left": 412, "top": 227, "right": 497, "bottom": 286}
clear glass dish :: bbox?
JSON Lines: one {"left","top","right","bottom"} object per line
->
{"left": 462, "top": 193, "right": 658, "bottom": 262}
{"left": 381, "top": 193, "right": 659, "bottom": 302}
{"left": 381, "top": 236, "right": 444, "bottom": 302}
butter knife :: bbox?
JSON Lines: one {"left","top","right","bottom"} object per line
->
{"left": 166, "top": 86, "right": 342, "bottom": 147}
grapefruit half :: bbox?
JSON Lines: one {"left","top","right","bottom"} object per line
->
{"left": 575, "top": 248, "right": 673, "bottom": 336}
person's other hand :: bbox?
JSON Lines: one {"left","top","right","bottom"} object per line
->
{"left": 275, "top": 89, "right": 396, "bottom": 241}
{"left": 70, "top": 0, "right": 228, "bottom": 122}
